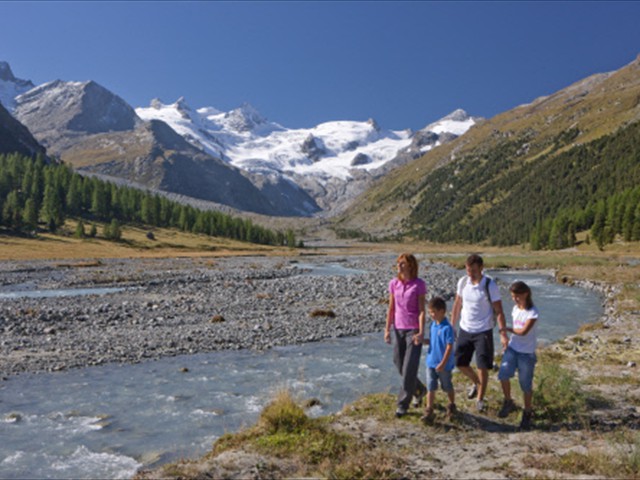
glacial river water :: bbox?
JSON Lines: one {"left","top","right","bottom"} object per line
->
{"left": 0, "top": 269, "right": 603, "bottom": 478}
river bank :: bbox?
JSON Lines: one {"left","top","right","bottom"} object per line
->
{"left": 135, "top": 265, "right": 640, "bottom": 480}
{"left": 0, "top": 254, "right": 458, "bottom": 378}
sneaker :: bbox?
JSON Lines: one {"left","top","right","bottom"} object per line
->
{"left": 467, "top": 383, "right": 478, "bottom": 399}
{"left": 476, "top": 399, "right": 486, "bottom": 413}
{"left": 395, "top": 406, "right": 408, "bottom": 418}
{"left": 520, "top": 410, "right": 533, "bottom": 430}
{"left": 412, "top": 389, "right": 427, "bottom": 408}
{"left": 420, "top": 407, "right": 435, "bottom": 423}
{"left": 446, "top": 403, "right": 458, "bottom": 419}
{"left": 498, "top": 398, "right": 518, "bottom": 418}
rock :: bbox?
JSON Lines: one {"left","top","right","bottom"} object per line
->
{"left": 351, "top": 153, "right": 371, "bottom": 166}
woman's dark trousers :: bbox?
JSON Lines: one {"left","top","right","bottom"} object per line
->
{"left": 393, "top": 328, "right": 426, "bottom": 409}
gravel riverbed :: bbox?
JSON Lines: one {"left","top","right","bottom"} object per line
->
{"left": 0, "top": 254, "right": 459, "bottom": 377}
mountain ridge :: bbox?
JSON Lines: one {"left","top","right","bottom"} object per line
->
{"left": 335, "top": 53, "right": 640, "bottom": 243}
{"left": 0, "top": 60, "right": 473, "bottom": 217}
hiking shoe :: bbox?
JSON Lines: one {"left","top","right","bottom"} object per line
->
{"left": 476, "top": 399, "right": 486, "bottom": 413}
{"left": 395, "top": 406, "right": 408, "bottom": 418}
{"left": 446, "top": 403, "right": 458, "bottom": 419}
{"left": 420, "top": 407, "right": 435, "bottom": 423}
{"left": 520, "top": 410, "right": 533, "bottom": 430}
{"left": 467, "top": 384, "right": 478, "bottom": 399}
{"left": 498, "top": 398, "right": 518, "bottom": 418}
{"left": 412, "top": 389, "right": 427, "bottom": 408}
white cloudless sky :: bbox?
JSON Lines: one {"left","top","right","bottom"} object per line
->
{"left": 1, "top": 1, "right": 639, "bottom": 130}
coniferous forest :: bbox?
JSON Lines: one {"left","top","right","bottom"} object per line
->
{"left": 0, "top": 153, "right": 297, "bottom": 247}
{"left": 406, "top": 119, "right": 640, "bottom": 250}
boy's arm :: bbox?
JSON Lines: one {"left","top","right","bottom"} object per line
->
{"left": 436, "top": 343, "right": 453, "bottom": 371}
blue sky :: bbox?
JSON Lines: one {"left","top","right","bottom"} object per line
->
{"left": 1, "top": 1, "right": 639, "bottom": 131}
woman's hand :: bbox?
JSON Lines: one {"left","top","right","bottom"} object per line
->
{"left": 412, "top": 332, "right": 423, "bottom": 345}
{"left": 384, "top": 329, "right": 391, "bottom": 344}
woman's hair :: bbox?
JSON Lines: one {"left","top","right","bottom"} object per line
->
{"left": 510, "top": 281, "right": 534, "bottom": 309}
{"left": 396, "top": 253, "right": 419, "bottom": 280}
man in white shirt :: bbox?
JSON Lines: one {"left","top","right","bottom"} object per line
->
{"left": 451, "top": 254, "right": 508, "bottom": 412}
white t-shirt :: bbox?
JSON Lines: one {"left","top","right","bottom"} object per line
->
{"left": 457, "top": 275, "right": 501, "bottom": 333}
{"left": 509, "top": 305, "right": 539, "bottom": 354}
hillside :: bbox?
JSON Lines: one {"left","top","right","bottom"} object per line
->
{"left": 0, "top": 102, "right": 46, "bottom": 158}
{"left": 336, "top": 54, "right": 640, "bottom": 245}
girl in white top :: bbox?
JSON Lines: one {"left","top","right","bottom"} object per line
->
{"left": 497, "top": 281, "right": 539, "bottom": 430}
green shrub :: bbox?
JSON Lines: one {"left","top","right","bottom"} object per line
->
{"left": 533, "top": 362, "right": 588, "bottom": 426}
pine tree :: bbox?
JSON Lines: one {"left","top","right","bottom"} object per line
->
{"left": 74, "top": 220, "right": 86, "bottom": 239}
{"left": 23, "top": 197, "right": 38, "bottom": 231}
{"left": 591, "top": 200, "right": 607, "bottom": 250}
{"left": 41, "top": 183, "right": 64, "bottom": 232}
{"left": 66, "top": 174, "right": 83, "bottom": 216}
{"left": 3, "top": 190, "right": 23, "bottom": 230}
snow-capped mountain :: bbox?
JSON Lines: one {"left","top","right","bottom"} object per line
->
{"left": 1, "top": 60, "right": 479, "bottom": 216}
{"left": 0, "top": 61, "right": 34, "bottom": 110}
{"left": 7, "top": 75, "right": 318, "bottom": 216}
{"left": 138, "top": 99, "right": 415, "bottom": 180}
{"left": 137, "top": 99, "right": 478, "bottom": 211}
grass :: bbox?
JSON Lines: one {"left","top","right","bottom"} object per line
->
{"left": 532, "top": 361, "right": 590, "bottom": 427}
{"left": 585, "top": 374, "right": 640, "bottom": 387}
{"left": 525, "top": 430, "right": 640, "bottom": 479}
{"left": 155, "top": 390, "right": 404, "bottom": 480}
{"left": 0, "top": 219, "right": 292, "bottom": 261}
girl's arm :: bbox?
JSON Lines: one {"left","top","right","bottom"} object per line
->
{"left": 412, "top": 294, "right": 426, "bottom": 345}
{"left": 384, "top": 293, "right": 395, "bottom": 344}
{"left": 508, "top": 317, "right": 537, "bottom": 336}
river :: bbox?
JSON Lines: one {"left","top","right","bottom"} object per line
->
{"left": 0, "top": 269, "right": 603, "bottom": 478}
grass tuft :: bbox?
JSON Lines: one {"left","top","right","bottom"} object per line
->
{"left": 533, "top": 361, "right": 589, "bottom": 427}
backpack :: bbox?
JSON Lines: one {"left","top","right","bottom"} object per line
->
{"left": 460, "top": 275, "right": 497, "bottom": 327}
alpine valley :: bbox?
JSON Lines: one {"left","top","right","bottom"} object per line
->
{"left": 0, "top": 61, "right": 477, "bottom": 218}
{"left": 1, "top": 54, "right": 639, "bottom": 250}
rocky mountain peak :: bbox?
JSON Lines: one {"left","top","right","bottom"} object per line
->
{"left": 150, "top": 98, "right": 164, "bottom": 109}
{"left": 366, "top": 118, "right": 380, "bottom": 131}
{"left": 174, "top": 96, "right": 193, "bottom": 119}
{"left": 0, "top": 61, "right": 35, "bottom": 109}
{"left": 0, "top": 61, "right": 17, "bottom": 82}
{"left": 225, "top": 102, "right": 267, "bottom": 132}
{"left": 14, "top": 79, "right": 140, "bottom": 154}
{"left": 442, "top": 108, "right": 470, "bottom": 122}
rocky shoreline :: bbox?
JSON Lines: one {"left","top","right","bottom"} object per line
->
{"left": 0, "top": 254, "right": 459, "bottom": 378}
{"left": 133, "top": 263, "right": 640, "bottom": 480}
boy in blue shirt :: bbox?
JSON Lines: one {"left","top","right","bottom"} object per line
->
{"left": 422, "top": 297, "right": 457, "bottom": 422}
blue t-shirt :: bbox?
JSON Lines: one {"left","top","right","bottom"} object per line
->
{"left": 426, "top": 317, "right": 455, "bottom": 371}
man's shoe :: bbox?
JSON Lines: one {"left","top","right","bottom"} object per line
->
{"left": 395, "top": 406, "right": 408, "bottom": 418}
{"left": 476, "top": 399, "right": 486, "bottom": 413}
{"left": 467, "top": 384, "right": 478, "bottom": 399}
{"left": 520, "top": 410, "right": 533, "bottom": 430}
{"left": 412, "top": 389, "right": 427, "bottom": 408}
{"left": 446, "top": 403, "right": 458, "bottom": 419}
{"left": 498, "top": 398, "right": 518, "bottom": 418}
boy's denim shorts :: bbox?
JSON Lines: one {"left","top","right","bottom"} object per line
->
{"left": 498, "top": 346, "right": 537, "bottom": 393}
{"left": 426, "top": 367, "right": 454, "bottom": 392}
